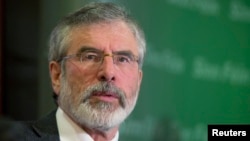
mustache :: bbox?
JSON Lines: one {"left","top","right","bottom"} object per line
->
{"left": 82, "top": 82, "right": 126, "bottom": 108}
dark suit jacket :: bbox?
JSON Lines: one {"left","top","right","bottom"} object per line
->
{"left": 20, "top": 109, "right": 60, "bottom": 141}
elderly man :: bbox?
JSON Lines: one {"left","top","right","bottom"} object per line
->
{"left": 22, "top": 2, "right": 146, "bottom": 141}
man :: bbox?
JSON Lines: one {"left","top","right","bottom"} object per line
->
{"left": 22, "top": 2, "right": 146, "bottom": 141}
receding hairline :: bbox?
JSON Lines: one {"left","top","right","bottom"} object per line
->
{"left": 48, "top": 2, "right": 146, "bottom": 67}
{"left": 65, "top": 20, "right": 141, "bottom": 54}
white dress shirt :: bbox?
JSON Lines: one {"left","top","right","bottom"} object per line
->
{"left": 56, "top": 107, "right": 119, "bottom": 141}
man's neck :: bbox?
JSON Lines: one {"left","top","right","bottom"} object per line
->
{"left": 56, "top": 107, "right": 119, "bottom": 141}
{"left": 82, "top": 125, "right": 119, "bottom": 141}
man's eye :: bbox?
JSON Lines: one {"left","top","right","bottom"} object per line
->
{"left": 81, "top": 53, "right": 99, "bottom": 62}
{"left": 116, "top": 55, "right": 131, "bottom": 63}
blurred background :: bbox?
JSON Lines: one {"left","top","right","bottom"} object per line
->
{"left": 1, "top": 0, "right": 250, "bottom": 141}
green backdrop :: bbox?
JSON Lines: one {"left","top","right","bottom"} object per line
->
{"left": 119, "top": 0, "right": 250, "bottom": 141}
{"left": 38, "top": 0, "right": 250, "bottom": 141}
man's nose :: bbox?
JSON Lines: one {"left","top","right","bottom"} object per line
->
{"left": 97, "top": 56, "right": 115, "bottom": 82}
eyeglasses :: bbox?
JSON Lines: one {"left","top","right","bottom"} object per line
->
{"left": 58, "top": 51, "right": 139, "bottom": 69}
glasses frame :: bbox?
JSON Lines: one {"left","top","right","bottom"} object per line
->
{"left": 57, "top": 52, "right": 139, "bottom": 66}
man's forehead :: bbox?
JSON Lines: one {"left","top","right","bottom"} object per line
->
{"left": 75, "top": 46, "right": 137, "bottom": 56}
{"left": 71, "top": 21, "right": 134, "bottom": 37}
{"left": 67, "top": 22, "right": 139, "bottom": 55}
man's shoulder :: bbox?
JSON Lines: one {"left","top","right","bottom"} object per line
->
{"left": 19, "top": 109, "right": 60, "bottom": 141}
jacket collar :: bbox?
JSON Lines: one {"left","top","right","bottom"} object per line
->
{"left": 32, "top": 109, "right": 60, "bottom": 141}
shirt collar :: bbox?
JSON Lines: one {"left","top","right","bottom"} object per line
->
{"left": 56, "top": 107, "right": 119, "bottom": 141}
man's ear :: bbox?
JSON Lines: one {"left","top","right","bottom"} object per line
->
{"left": 138, "top": 69, "right": 143, "bottom": 87}
{"left": 49, "top": 61, "right": 61, "bottom": 95}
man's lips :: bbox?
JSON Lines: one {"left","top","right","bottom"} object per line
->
{"left": 91, "top": 91, "right": 119, "bottom": 102}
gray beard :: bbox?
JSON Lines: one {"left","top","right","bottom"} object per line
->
{"left": 58, "top": 78, "right": 138, "bottom": 131}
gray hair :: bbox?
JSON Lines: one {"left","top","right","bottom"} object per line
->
{"left": 48, "top": 2, "right": 146, "bottom": 68}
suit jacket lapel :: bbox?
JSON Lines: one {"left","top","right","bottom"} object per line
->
{"left": 32, "top": 109, "right": 60, "bottom": 141}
